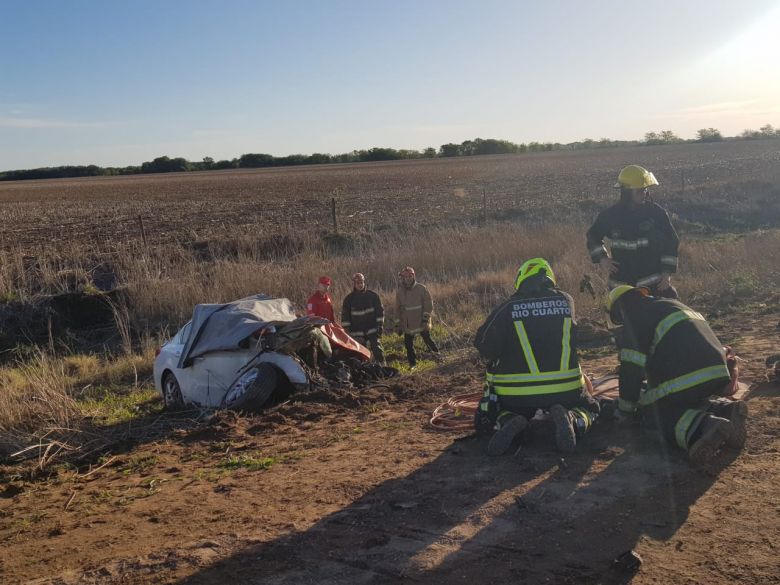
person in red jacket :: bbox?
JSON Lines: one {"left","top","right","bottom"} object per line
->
{"left": 307, "top": 276, "right": 336, "bottom": 322}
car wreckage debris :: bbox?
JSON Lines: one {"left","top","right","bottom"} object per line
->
{"left": 318, "top": 358, "right": 399, "bottom": 388}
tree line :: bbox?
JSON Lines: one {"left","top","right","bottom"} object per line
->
{"left": 2, "top": 125, "right": 779, "bottom": 181}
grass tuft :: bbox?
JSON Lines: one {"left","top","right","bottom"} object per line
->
{"left": 218, "top": 454, "right": 277, "bottom": 471}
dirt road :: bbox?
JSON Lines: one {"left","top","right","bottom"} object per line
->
{"left": 2, "top": 313, "right": 779, "bottom": 585}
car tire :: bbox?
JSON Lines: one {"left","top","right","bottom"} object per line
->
{"left": 162, "top": 371, "right": 185, "bottom": 410}
{"left": 222, "top": 363, "right": 278, "bottom": 411}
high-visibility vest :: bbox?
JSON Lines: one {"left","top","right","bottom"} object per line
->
{"left": 475, "top": 291, "right": 584, "bottom": 405}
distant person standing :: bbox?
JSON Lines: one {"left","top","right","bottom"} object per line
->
{"left": 307, "top": 276, "right": 336, "bottom": 322}
{"left": 341, "top": 272, "right": 386, "bottom": 364}
{"left": 587, "top": 165, "right": 680, "bottom": 298}
{"left": 395, "top": 266, "right": 439, "bottom": 367}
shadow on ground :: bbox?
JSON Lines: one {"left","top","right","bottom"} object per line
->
{"left": 174, "top": 422, "right": 735, "bottom": 585}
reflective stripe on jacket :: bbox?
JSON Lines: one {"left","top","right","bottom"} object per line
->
{"left": 586, "top": 201, "right": 679, "bottom": 285}
{"left": 341, "top": 289, "right": 384, "bottom": 338}
{"left": 617, "top": 297, "right": 729, "bottom": 412}
{"left": 474, "top": 288, "right": 584, "bottom": 407}
{"left": 396, "top": 282, "right": 433, "bottom": 334}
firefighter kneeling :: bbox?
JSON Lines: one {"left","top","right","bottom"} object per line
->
{"left": 608, "top": 286, "right": 748, "bottom": 466}
{"left": 474, "top": 258, "right": 599, "bottom": 455}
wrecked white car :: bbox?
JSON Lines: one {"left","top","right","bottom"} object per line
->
{"left": 154, "top": 296, "right": 320, "bottom": 410}
{"left": 154, "top": 295, "right": 389, "bottom": 411}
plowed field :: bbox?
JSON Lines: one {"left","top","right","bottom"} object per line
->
{"left": 1, "top": 141, "right": 778, "bottom": 251}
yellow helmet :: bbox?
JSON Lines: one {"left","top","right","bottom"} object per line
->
{"left": 606, "top": 285, "right": 635, "bottom": 312}
{"left": 514, "top": 258, "right": 556, "bottom": 290}
{"left": 614, "top": 165, "right": 659, "bottom": 189}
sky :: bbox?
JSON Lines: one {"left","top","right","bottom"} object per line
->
{"left": 2, "top": 0, "right": 780, "bottom": 169}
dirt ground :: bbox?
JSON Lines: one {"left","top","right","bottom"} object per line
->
{"left": 1, "top": 309, "right": 779, "bottom": 585}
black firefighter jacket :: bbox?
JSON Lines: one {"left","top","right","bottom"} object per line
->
{"left": 474, "top": 288, "right": 585, "bottom": 409}
{"left": 341, "top": 289, "right": 384, "bottom": 340}
{"left": 587, "top": 201, "right": 679, "bottom": 288}
{"left": 617, "top": 297, "right": 730, "bottom": 414}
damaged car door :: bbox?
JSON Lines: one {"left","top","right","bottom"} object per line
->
{"left": 186, "top": 348, "right": 257, "bottom": 407}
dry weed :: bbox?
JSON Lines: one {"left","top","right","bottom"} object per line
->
{"left": 0, "top": 350, "right": 80, "bottom": 459}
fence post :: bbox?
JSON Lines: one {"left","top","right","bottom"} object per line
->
{"left": 137, "top": 215, "right": 148, "bottom": 248}
{"left": 680, "top": 170, "right": 685, "bottom": 194}
{"left": 331, "top": 197, "right": 339, "bottom": 234}
{"left": 482, "top": 189, "right": 487, "bottom": 224}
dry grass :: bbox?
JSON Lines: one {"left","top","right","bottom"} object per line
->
{"left": 0, "top": 347, "right": 158, "bottom": 461}
{"left": 0, "top": 351, "right": 81, "bottom": 461}
{"left": 114, "top": 222, "right": 780, "bottom": 334}
{"left": 4, "top": 222, "right": 779, "bottom": 464}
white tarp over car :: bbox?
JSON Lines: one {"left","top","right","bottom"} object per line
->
{"left": 177, "top": 295, "right": 297, "bottom": 368}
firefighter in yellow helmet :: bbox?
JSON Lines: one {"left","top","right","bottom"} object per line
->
{"left": 587, "top": 165, "right": 680, "bottom": 298}
{"left": 474, "top": 258, "right": 599, "bottom": 456}
{"left": 608, "top": 286, "right": 748, "bottom": 466}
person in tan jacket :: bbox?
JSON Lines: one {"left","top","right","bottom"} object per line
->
{"left": 396, "top": 266, "right": 439, "bottom": 367}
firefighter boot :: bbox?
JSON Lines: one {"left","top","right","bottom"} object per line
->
{"left": 550, "top": 404, "right": 576, "bottom": 453}
{"left": 686, "top": 415, "right": 733, "bottom": 467}
{"left": 708, "top": 398, "right": 748, "bottom": 449}
{"left": 474, "top": 396, "right": 497, "bottom": 436}
{"left": 550, "top": 405, "right": 595, "bottom": 453}
{"left": 487, "top": 412, "right": 528, "bottom": 456}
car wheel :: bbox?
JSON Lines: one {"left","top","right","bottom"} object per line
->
{"left": 223, "top": 363, "right": 278, "bottom": 411}
{"left": 162, "top": 371, "right": 185, "bottom": 410}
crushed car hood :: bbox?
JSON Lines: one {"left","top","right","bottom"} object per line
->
{"left": 178, "top": 295, "right": 297, "bottom": 368}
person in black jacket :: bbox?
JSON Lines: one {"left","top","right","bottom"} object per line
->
{"left": 587, "top": 165, "right": 680, "bottom": 298}
{"left": 474, "top": 258, "right": 599, "bottom": 456}
{"left": 341, "top": 273, "right": 385, "bottom": 364}
{"left": 608, "top": 285, "right": 748, "bottom": 466}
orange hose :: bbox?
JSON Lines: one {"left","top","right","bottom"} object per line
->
{"left": 429, "top": 391, "right": 482, "bottom": 431}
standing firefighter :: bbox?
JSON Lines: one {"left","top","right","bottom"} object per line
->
{"left": 342, "top": 272, "right": 386, "bottom": 364}
{"left": 395, "top": 266, "right": 439, "bottom": 367}
{"left": 474, "top": 258, "right": 599, "bottom": 456}
{"left": 587, "top": 165, "right": 680, "bottom": 298}
{"left": 306, "top": 276, "right": 336, "bottom": 322}
{"left": 608, "top": 286, "right": 748, "bottom": 466}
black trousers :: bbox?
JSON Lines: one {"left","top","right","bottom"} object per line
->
{"left": 641, "top": 379, "right": 728, "bottom": 446}
{"left": 404, "top": 331, "right": 438, "bottom": 366}
{"left": 366, "top": 333, "right": 385, "bottom": 364}
{"left": 475, "top": 388, "right": 599, "bottom": 435}
{"left": 610, "top": 278, "right": 679, "bottom": 299}
{"left": 351, "top": 333, "right": 386, "bottom": 364}
{"left": 499, "top": 388, "right": 599, "bottom": 419}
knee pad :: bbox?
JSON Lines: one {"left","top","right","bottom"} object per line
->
{"left": 571, "top": 407, "right": 596, "bottom": 433}
{"left": 674, "top": 408, "right": 708, "bottom": 450}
